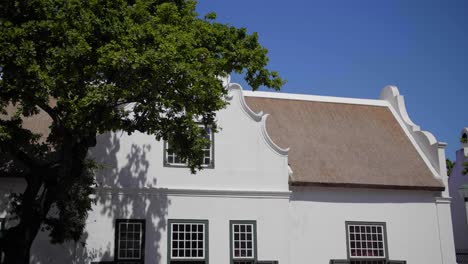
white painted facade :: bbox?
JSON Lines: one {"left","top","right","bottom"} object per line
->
{"left": 0, "top": 83, "right": 457, "bottom": 263}
{"left": 449, "top": 128, "right": 468, "bottom": 262}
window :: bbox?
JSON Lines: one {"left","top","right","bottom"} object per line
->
{"left": 230, "top": 220, "right": 257, "bottom": 264}
{"left": 115, "top": 219, "right": 145, "bottom": 264}
{"left": 164, "top": 127, "right": 214, "bottom": 168}
{"left": 168, "top": 219, "right": 208, "bottom": 264}
{"left": 330, "top": 221, "right": 406, "bottom": 264}
{"left": 346, "top": 222, "right": 387, "bottom": 264}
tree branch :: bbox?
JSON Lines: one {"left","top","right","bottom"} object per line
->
{"left": 37, "top": 103, "right": 59, "bottom": 123}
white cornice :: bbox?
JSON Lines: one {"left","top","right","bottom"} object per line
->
{"left": 243, "top": 90, "right": 388, "bottom": 107}
{"left": 435, "top": 196, "right": 452, "bottom": 204}
{"left": 95, "top": 186, "right": 291, "bottom": 199}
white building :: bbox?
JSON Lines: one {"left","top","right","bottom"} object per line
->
{"left": 0, "top": 83, "right": 457, "bottom": 264}
{"left": 449, "top": 128, "right": 468, "bottom": 263}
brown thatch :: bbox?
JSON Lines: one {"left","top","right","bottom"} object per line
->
{"left": 245, "top": 96, "right": 444, "bottom": 191}
{"left": 2, "top": 103, "right": 52, "bottom": 141}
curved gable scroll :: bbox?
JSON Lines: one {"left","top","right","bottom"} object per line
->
{"left": 226, "top": 83, "right": 289, "bottom": 156}
{"left": 380, "top": 85, "right": 443, "bottom": 176}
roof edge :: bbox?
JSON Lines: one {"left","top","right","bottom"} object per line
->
{"left": 289, "top": 181, "right": 445, "bottom": 192}
{"left": 380, "top": 85, "right": 445, "bottom": 178}
{"left": 243, "top": 90, "right": 388, "bottom": 107}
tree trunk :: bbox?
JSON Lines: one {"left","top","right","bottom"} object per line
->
{"left": 1, "top": 171, "right": 47, "bottom": 264}
{"left": 0, "top": 135, "right": 94, "bottom": 264}
{"left": 2, "top": 218, "right": 42, "bottom": 264}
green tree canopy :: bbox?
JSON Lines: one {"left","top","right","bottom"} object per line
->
{"left": 0, "top": 0, "right": 284, "bottom": 262}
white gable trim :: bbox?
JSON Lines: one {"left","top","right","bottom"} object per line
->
{"left": 227, "top": 83, "right": 289, "bottom": 156}
{"left": 385, "top": 103, "right": 443, "bottom": 182}
{"left": 380, "top": 86, "right": 444, "bottom": 176}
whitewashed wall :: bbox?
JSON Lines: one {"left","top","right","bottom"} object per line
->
{"left": 290, "top": 187, "right": 450, "bottom": 264}
{"left": 28, "top": 191, "right": 290, "bottom": 264}
{"left": 88, "top": 85, "right": 289, "bottom": 193}
{"left": 25, "top": 186, "right": 455, "bottom": 264}
{"left": 449, "top": 147, "right": 468, "bottom": 251}
{"left": 0, "top": 85, "right": 457, "bottom": 264}
{"left": 26, "top": 85, "right": 292, "bottom": 263}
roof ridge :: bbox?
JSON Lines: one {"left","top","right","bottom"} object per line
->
{"left": 242, "top": 90, "right": 388, "bottom": 107}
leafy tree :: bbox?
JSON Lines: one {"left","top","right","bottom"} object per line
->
{"left": 0, "top": 0, "right": 284, "bottom": 263}
{"left": 446, "top": 159, "right": 455, "bottom": 177}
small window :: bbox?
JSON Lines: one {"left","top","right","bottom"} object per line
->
{"left": 168, "top": 219, "right": 208, "bottom": 264}
{"left": 115, "top": 219, "right": 145, "bottom": 264}
{"left": 230, "top": 220, "right": 257, "bottom": 264}
{"left": 164, "top": 127, "right": 214, "bottom": 168}
{"left": 346, "top": 222, "right": 387, "bottom": 264}
{"left": 331, "top": 222, "right": 405, "bottom": 264}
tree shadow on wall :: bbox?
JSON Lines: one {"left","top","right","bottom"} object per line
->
{"left": 31, "top": 131, "right": 170, "bottom": 264}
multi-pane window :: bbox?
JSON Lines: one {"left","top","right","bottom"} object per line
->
{"left": 230, "top": 221, "right": 257, "bottom": 264}
{"left": 168, "top": 220, "right": 208, "bottom": 264}
{"left": 165, "top": 127, "right": 213, "bottom": 167}
{"left": 331, "top": 222, "right": 405, "bottom": 264}
{"left": 115, "top": 219, "right": 145, "bottom": 264}
{"left": 346, "top": 222, "right": 387, "bottom": 264}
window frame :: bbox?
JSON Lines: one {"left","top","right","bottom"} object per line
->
{"left": 163, "top": 126, "right": 215, "bottom": 169}
{"left": 167, "top": 219, "right": 209, "bottom": 264}
{"left": 345, "top": 221, "right": 389, "bottom": 263}
{"left": 114, "top": 219, "right": 146, "bottom": 264}
{"left": 229, "top": 220, "right": 257, "bottom": 264}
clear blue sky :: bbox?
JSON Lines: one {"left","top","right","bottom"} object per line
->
{"left": 197, "top": 0, "right": 467, "bottom": 160}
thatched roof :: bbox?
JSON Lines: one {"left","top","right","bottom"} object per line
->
{"left": 245, "top": 95, "right": 444, "bottom": 191}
